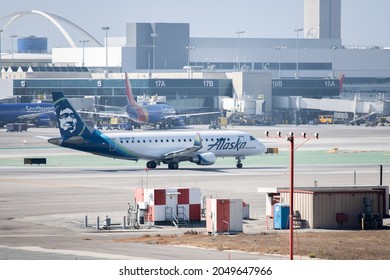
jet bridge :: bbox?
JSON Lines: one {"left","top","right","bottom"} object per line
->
{"left": 272, "top": 96, "right": 387, "bottom": 115}
{"left": 221, "top": 94, "right": 389, "bottom": 125}
{"left": 272, "top": 96, "right": 390, "bottom": 125}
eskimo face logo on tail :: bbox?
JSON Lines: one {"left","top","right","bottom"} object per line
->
{"left": 59, "top": 107, "right": 77, "bottom": 132}
{"left": 57, "top": 106, "right": 80, "bottom": 137}
{"left": 207, "top": 137, "right": 247, "bottom": 151}
{"left": 52, "top": 92, "right": 92, "bottom": 138}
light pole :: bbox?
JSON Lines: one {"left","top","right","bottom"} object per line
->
{"left": 332, "top": 46, "right": 337, "bottom": 78}
{"left": 185, "top": 45, "right": 195, "bottom": 78}
{"left": 294, "top": 28, "right": 303, "bottom": 79}
{"left": 274, "top": 46, "right": 286, "bottom": 78}
{"left": 141, "top": 44, "right": 152, "bottom": 77}
{"left": 10, "top": 35, "right": 17, "bottom": 67}
{"left": 101, "top": 26, "right": 110, "bottom": 78}
{"left": 150, "top": 33, "right": 158, "bottom": 70}
{"left": 0, "top": 29, "right": 3, "bottom": 75}
{"left": 236, "top": 30, "right": 245, "bottom": 70}
{"left": 79, "top": 39, "right": 89, "bottom": 67}
{"left": 266, "top": 131, "right": 319, "bottom": 260}
{"left": 286, "top": 132, "right": 295, "bottom": 260}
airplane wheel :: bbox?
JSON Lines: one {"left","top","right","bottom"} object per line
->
{"left": 168, "top": 162, "right": 179, "bottom": 169}
{"left": 236, "top": 162, "right": 243, "bottom": 168}
{"left": 147, "top": 161, "right": 157, "bottom": 169}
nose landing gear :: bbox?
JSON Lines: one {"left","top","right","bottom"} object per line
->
{"left": 236, "top": 157, "right": 243, "bottom": 168}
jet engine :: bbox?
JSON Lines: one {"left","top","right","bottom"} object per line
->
{"left": 32, "top": 114, "right": 52, "bottom": 127}
{"left": 190, "top": 152, "right": 216, "bottom": 165}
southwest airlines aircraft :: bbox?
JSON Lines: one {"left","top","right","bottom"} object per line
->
{"left": 0, "top": 102, "right": 55, "bottom": 127}
{"left": 49, "top": 92, "right": 267, "bottom": 169}
{"left": 87, "top": 73, "right": 220, "bottom": 129}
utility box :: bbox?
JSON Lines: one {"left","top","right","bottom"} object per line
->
{"left": 273, "top": 203, "right": 290, "bottom": 229}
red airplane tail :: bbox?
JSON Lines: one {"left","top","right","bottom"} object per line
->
{"left": 125, "top": 73, "right": 137, "bottom": 107}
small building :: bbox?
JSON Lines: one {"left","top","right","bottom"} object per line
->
{"left": 259, "top": 185, "right": 389, "bottom": 229}
{"left": 206, "top": 198, "right": 243, "bottom": 234}
{"left": 134, "top": 187, "right": 201, "bottom": 225}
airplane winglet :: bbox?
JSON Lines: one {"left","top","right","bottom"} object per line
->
{"left": 194, "top": 132, "right": 202, "bottom": 148}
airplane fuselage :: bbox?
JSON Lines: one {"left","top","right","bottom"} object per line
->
{"left": 110, "top": 130, "right": 264, "bottom": 159}
{"left": 125, "top": 103, "right": 184, "bottom": 127}
{"left": 0, "top": 103, "right": 55, "bottom": 126}
{"left": 49, "top": 129, "right": 266, "bottom": 168}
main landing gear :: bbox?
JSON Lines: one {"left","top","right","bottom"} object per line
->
{"left": 168, "top": 162, "right": 179, "bottom": 170}
{"left": 146, "top": 161, "right": 157, "bottom": 169}
{"left": 146, "top": 161, "right": 179, "bottom": 169}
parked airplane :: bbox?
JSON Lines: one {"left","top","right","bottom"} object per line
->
{"left": 86, "top": 73, "right": 220, "bottom": 129}
{"left": 49, "top": 92, "right": 267, "bottom": 169}
{"left": 0, "top": 102, "right": 55, "bottom": 127}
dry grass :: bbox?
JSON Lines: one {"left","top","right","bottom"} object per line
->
{"left": 115, "top": 229, "right": 390, "bottom": 260}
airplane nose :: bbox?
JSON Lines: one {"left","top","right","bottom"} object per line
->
{"left": 257, "top": 140, "right": 267, "bottom": 154}
{"left": 261, "top": 143, "right": 267, "bottom": 154}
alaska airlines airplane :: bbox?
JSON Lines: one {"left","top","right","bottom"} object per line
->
{"left": 0, "top": 102, "right": 55, "bottom": 127}
{"left": 49, "top": 92, "right": 267, "bottom": 169}
{"left": 87, "top": 73, "right": 220, "bottom": 129}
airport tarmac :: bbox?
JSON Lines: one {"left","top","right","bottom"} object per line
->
{"left": 0, "top": 124, "right": 389, "bottom": 260}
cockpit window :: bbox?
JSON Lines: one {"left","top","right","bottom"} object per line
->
{"left": 250, "top": 136, "right": 256, "bottom": 141}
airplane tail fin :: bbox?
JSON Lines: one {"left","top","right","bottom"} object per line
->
{"left": 125, "top": 72, "right": 137, "bottom": 107}
{"left": 51, "top": 92, "right": 93, "bottom": 138}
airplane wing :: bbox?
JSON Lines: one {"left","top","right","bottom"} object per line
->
{"left": 77, "top": 110, "right": 129, "bottom": 119}
{"left": 164, "top": 111, "right": 221, "bottom": 120}
{"left": 16, "top": 112, "right": 53, "bottom": 121}
{"left": 95, "top": 104, "right": 123, "bottom": 110}
{"left": 162, "top": 132, "right": 202, "bottom": 159}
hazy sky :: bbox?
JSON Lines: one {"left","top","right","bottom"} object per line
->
{"left": 1, "top": 0, "right": 389, "bottom": 50}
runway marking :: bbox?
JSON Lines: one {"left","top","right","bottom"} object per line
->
{"left": 0, "top": 245, "right": 148, "bottom": 260}
{"left": 0, "top": 179, "right": 86, "bottom": 188}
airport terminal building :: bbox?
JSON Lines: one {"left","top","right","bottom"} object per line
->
{"left": 0, "top": 0, "right": 389, "bottom": 124}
